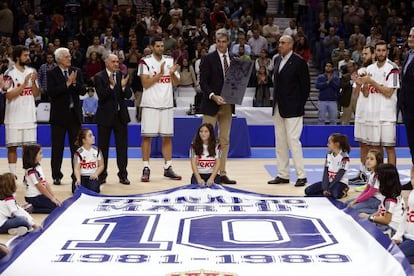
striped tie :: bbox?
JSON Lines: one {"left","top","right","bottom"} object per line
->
{"left": 223, "top": 54, "right": 229, "bottom": 75}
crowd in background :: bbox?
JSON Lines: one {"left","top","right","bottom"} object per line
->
{"left": 0, "top": 0, "right": 413, "bottom": 117}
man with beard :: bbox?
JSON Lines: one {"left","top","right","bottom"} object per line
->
{"left": 2, "top": 45, "right": 40, "bottom": 176}
{"left": 349, "top": 45, "right": 375, "bottom": 185}
{"left": 359, "top": 41, "right": 400, "bottom": 166}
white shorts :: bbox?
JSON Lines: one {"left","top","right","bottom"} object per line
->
{"left": 364, "top": 123, "right": 396, "bottom": 147}
{"left": 5, "top": 126, "right": 37, "bottom": 147}
{"left": 141, "top": 108, "right": 174, "bottom": 137}
{"left": 354, "top": 121, "right": 365, "bottom": 142}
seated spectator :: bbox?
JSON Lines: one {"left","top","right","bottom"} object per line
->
{"left": 352, "top": 42, "right": 363, "bottom": 66}
{"left": 283, "top": 19, "right": 298, "bottom": 38}
{"left": 316, "top": 61, "right": 340, "bottom": 125}
{"left": 83, "top": 87, "right": 98, "bottom": 123}
{"left": 238, "top": 44, "right": 251, "bottom": 61}
{"left": 231, "top": 32, "right": 252, "bottom": 57}
{"left": 25, "top": 28, "right": 44, "bottom": 50}
{"left": 339, "top": 61, "right": 358, "bottom": 125}
{"left": 338, "top": 51, "right": 353, "bottom": 77}
{"left": 171, "top": 38, "right": 189, "bottom": 65}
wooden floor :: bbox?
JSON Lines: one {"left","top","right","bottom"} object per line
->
{"left": 1, "top": 156, "right": 412, "bottom": 245}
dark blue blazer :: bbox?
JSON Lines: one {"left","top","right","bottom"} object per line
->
{"left": 47, "top": 66, "right": 86, "bottom": 126}
{"left": 272, "top": 53, "right": 310, "bottom": 118}
{"left": 199, "top": 50, "right": 235, "bottom": 116}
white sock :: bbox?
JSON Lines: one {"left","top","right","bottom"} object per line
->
{"left": 8, "top": 163, "right": 16, "bottom": 175}
{"left": 164, "top": 160, "right": 172, "bottom": 169}
{"left": 143, "top": 161, "right": 150, "bottom": 169}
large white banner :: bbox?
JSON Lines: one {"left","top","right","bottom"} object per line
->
{"left": 0, "top": 185, "right": 412, "bottom": 276}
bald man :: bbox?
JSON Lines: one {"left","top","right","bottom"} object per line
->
{"left": 268, "top": 35, "right": 310, "bottom": 187}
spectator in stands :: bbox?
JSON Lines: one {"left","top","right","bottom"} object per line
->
{"left": 110, "top": 40, "right": 125, "bottom": 61}
{"left": 125, "top": 36, "right": 140, "bottom": 77}
{"left": 3, "top": 45, "right": 40, "bottom": 177}
{"left": 262, "top": 16, "right": 280, "bottom": 47}
{"left": 331, "top": 39, "right": 348, "bottom": 69}
{"left": 312, "top": 12, "right": 330, "bottom": 70}
{"left": 149, "top": 18, "right": 163, "bottom": 36}
{"left": 366, "top": 26, "right": 381, "bottom": 47}
{"left": 330, "top": 15, "right": 345, "bottom": 39}
{"left": 231, "top": 32, "right": 252, "bottom": 57}
{"left": 348, "top": 25, "right": 366, "bottom": 52}
{"left": 267, "top": 35, "right": 310, "bottom": 187}
{"left": 29, "top": 42, "right": 44, "bottom": 70}
{"left": 209, "top": 3, "right": 227, "bottom": 31}
{"left": 85, "top": 19, "right": 103, "bottom": 45}
{"left": 158, "top": 3, "right": 172, "bottom": 32}
{"left": 338, "top": 50, "right": 353, "bottom": 76}
{"left": 238, "top": 44, "right": 252, "bottom": 61}
{"left": 0, "top": 2, "right": 13, "bottom": 37}
{"left": 162, "top": 29, "right": 177, "bottom": 53}
{"left": 86, "top": 36, "right": 106, "bottom": 60}
{"left": 82, "top": 87, "right": 98, "bottom": 124}
{"left": 38, "top": 53, "right": 57, "bottom": 102}
{"left": 340, "top": 61, "right": 358, "bottom": 125}
{"left": 248, "top": 28, "right": 267, "bottom": 59}
{"left": 316, "top": 60, "right": 340, "bottom": 125}
{"left": 199, "top": 29, "right": 237, "bottom": 185}
{"left": 352, "top": 42, "right": 363, "bottom": 66}
{"left": 347, "top": 0, "right": 365, "bottom": 27}
{"left": 294, "top": 35, "right": 311, "bottom": 63}
{"left": 47, "top": 47, "right": 86, "bottom": 186}
{"left": 94, "top": 54, "right": 131, "bottom": 185}
{"left": 67, "top": 40, "right": 82, "bottom": 69}
{"left": 399, "top": 27, "right": 414, "bottom": 190}
{"left": 255, "top": 48, "right": 273, "bottom": 74}
{"left": 13, "top": 29, "right": 26, "bottom": 46}
{"left": 321, "top": 27, "right": 340, "bottom": 70}
{"left": 283, "top": 19, "right": 298, "bottom": 38}
{"left": 85, "top": 51, "right": 104, "bottom": 86}
{"left": 23, "top": 14, "right": 40, "bottom": 35}
{"left": 25, "top": 28, "right": 43, "bottom": 50}
{"left": 255, "top": 64, "right": 271, "bottom": 107}
{"left": 327, "top": 0, "right": 342, "bottom": 25}
{"left": 179, "top": 58, "right": 197, "bottom": 88}
{"left": 171, "top": 38, "right": 189, "bottom": 66}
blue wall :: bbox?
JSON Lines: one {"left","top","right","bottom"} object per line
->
{"left": 0, "top": 124, "right": 408, "bottom": 148}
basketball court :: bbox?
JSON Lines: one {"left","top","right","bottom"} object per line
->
{"left": 0, "top": 147, "right": 412, "bottom": 275}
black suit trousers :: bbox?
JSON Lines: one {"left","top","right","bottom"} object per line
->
{"left": 98, "top": 114, "right": 128, "bottom": 180}
{"left": 51, "top": 110, "right": 80, "bottom": 180}
{"left": 403, "top": 113, "right": 414, "bottom": 165}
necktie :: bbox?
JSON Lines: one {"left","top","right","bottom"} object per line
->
{"left": 112, "top": 73, "right": 119, "bottom": 111}
{"left": 112, "top": 73, "right": 116, "bottom": 85}
{"left": 223, "top": 54, "right": 229, "bottom": 76}
{"left": 64, "top": 70, "right": 74, "bottom": 108}
{"left": 403, "top": 51, "right": 414, "bottom": 75}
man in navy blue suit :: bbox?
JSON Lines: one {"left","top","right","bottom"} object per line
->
{"left": 94, "top": 54, "right": 131, "bottom": 185}
{"left": 199, "top": 28, "right": 236, "bottom": 185}
{"left": 268, "top": 35, "right": 310, "bottom": 187}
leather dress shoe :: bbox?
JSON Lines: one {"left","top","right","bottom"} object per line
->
{"left": 220, "top": 175, "right": 236, "bottom": 184}
{"left": 295, "top": 178, "right": 307, "bottom": 187}
{"left": 267, "top": 176, "right": 289, "bottom": 184}
{"left": 53, "top": 178, "right": 61, "bottom": 185}
{"left": 119, "top": 178, "right": 130, "bottom": 185}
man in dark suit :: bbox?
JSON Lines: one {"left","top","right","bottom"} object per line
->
{"left": 199, "top": 28, "right": 236, "bottom": 185}
{"left": 268, "top": 35, "right": 310, "bottom": 187}
{"left": 47, "top": 47, "right": 86, "bottom": 188}
{"left": 400, "top": 27, "right": 414, "bottom": 190}
{"left": 94, "top": 54, "right": 131, "bottom": 185}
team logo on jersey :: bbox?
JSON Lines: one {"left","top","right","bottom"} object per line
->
{"left": 166, "top": 269, "right": 238, "bottom": 276}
